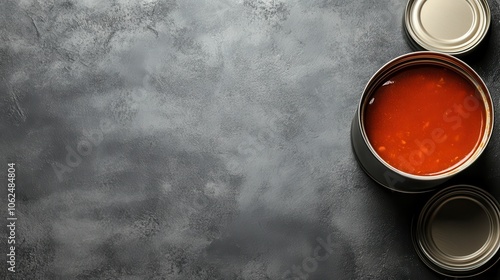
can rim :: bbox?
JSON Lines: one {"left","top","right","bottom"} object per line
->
{"left": 356, "top": 51, "right": 494, "bottom": 183}
{"left": 404, "top": 0, "right": 491, "bottom": 56}
{"left": 412, "top": 185, "right": 500, "bottom": 277}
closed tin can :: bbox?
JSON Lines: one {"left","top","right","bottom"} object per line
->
{"left": 350, "top": 51, "right": 494, "bottom": 192}
{"left": 413, "top": 185, "right": 500, "bottom": 277}
{"left": 403, "top": 0, "right": 491, "bottom": 56}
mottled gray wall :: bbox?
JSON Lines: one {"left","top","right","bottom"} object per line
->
{"left": 1, "top": 0, "right": 500, "bottom": 279}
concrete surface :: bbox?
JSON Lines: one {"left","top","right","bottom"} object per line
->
{"left": 1, "top": 0, "right": 500, "bottom": 279}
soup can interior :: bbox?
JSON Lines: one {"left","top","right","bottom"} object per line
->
{"left": 413, "top": 185, "right": 500, "bottom": 277}
{"left": 351, "top": 52, "right": 494, "bottom": 192}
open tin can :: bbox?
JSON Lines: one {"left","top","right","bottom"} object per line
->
{"left": 403, "top": 0, "right": 491, "bottom": 56}
{"left": 413, "top": 185, "right": 500, "bottom": 277}
{"left": 351, "top": 51, "right": 494, "bottom": 193}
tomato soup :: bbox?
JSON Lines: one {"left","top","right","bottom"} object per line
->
{"left": 364, "top": 65, "right": 486, "bottom": 175}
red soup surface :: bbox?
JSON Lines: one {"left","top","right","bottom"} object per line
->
{"left": 364, "top": 65, "right": 486, "bottom": 176}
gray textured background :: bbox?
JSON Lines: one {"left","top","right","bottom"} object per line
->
{"left": 1, "top": 0, "right": 500, "bottom": 279}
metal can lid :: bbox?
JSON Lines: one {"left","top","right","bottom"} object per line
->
{"left": 413, "top": 185, "right": 500, "bottom": 277}
{"left": 404, "top": 0, "right": 491, "bottom": 56}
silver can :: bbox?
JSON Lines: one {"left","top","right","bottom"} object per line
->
{"left": 350, "top": 51, "right": 494, "bottom": 192}
{"left": 413, "top": 185, "right": 500, "bottom": 277}
{"left": 403, "top": 0, "right": 491, "bottom": 56}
